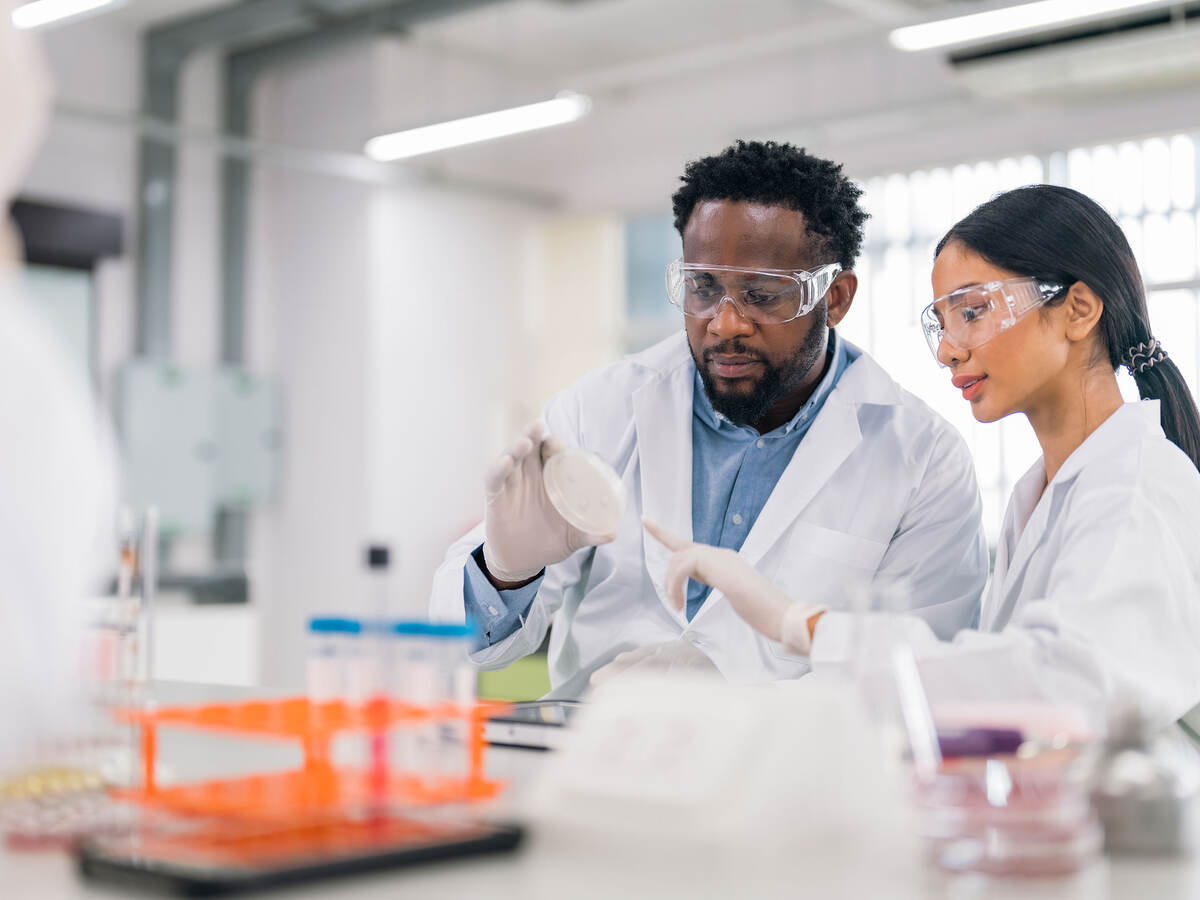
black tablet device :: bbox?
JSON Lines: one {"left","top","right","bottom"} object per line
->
{"left": 483, "top": 699, "right": 581, "bottom": 750}
{"left": 77, "top": 814, "right": 523, "bottom": 897}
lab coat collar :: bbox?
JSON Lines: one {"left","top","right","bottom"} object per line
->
{"left": 1051, "top": 400, "right": 1163, "bottom": 486}
{"left": 985, "top": 401, "right": 1163, "bottom": 630}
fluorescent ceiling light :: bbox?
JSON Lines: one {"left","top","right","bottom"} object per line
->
{"left": 11, "top": 0, "right": 122, "bottom": 30}
{"left": 365, "top": 91, "right": 592, "bottom": 162}
{"left": 889, "top": 0, "right": 1169, "bottom": 51}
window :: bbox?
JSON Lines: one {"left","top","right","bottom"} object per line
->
{"left": 620, "top": 133, "right": 1200, "bottom": 543}
{"left": 852, "top": 134, "right": 1200, "bottom": 540}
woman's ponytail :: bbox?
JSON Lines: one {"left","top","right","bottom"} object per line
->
{"left": 1126, "top": 345, "right": 1200, "bottom": 470}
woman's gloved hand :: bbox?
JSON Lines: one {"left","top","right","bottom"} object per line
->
{"left": 643, "top": 517, "right": 827, "bottom": 654}
{"left": 481, "top": 421, "right": 616, "bottom": 584}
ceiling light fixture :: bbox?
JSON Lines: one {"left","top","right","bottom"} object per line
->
{"left": 889, "top": 0, "right": 1169, "bottom": 51}
{"left": 11, "top": 0, "right": 124, "bottom": 30}
{"left": 364, "top": 91, "right": 592, "bottom": 162}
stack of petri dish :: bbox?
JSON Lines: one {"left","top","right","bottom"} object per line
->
{"left": 917, "top": 746, "right": 1103, "bottom": 876}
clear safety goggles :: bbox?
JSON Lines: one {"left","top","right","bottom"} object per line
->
{"left": 920, "top": 276, "right": 1067, "bottom": 364}
{"left": 665, "top": 258, "right": 843, "bottom": 325}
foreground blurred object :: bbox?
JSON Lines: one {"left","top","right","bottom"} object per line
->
{"left": 524, "top": 675, "right": 923, "bottom": 895}
{"left": 1092, "top": 710, "right": 1198, "bottom": 856}
{"left": 0, "top": 0, "right": 116, "bottom": 836}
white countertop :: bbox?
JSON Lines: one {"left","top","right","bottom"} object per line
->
{"left": 3, "top": 682, "right": 1199, "bottom": 899}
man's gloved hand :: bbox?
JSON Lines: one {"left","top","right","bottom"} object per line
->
{"left": 481, "top": 421, "right": 617, "bottom": 584}
{"left": 643, "top": 517, "right": 827, "bottom": 655}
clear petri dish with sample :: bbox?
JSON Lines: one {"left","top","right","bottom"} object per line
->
{"left": 542, "top": 448, "right": 625, "bottom": 536}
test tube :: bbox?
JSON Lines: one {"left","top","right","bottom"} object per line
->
{"left": 390, "top": 622, "right": 436, "bottom": 784}
{"left": 307, "top": 617, "right": 361, "bottom": 706}
{"left": 428, "top": 623, "right": 477, "bottom": 782}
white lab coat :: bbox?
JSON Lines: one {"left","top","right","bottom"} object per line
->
{"left": 813, "top": 400, "right": 1200, "bottom": 749}
{"left": 431, "top": 332, "right": 989, "bottom": 697}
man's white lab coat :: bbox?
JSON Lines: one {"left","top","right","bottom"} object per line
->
{"left": 431, "top": 332, "right": 989, "bottom": 697}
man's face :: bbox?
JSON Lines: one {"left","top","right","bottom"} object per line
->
{"left": 682, "top": 200, "right": 831, "bottom": 428}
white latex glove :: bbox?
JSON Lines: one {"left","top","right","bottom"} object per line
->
{"left": 589, "top": 638, "right": 719, "bottom": 688}
{"left": 481, "top": 421, "right": 617, "bottom": 583}
{"left": 643, "top": 517, "right": 827, "bottom": 655}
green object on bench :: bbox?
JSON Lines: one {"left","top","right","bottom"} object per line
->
{"left": 477, "top": 653, "right": 551, "bottom": 701}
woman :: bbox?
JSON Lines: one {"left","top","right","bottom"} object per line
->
{"left": 646, "top": 184, "right": 1200, "bottom": 748}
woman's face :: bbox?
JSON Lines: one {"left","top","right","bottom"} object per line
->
{"left": 930, "top": 241, "right": 1071, "bottom": 423}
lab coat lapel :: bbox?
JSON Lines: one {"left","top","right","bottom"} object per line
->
{"left": 734, "top": 394, "right": 862, "bottom": 569}
{"left": 691, "top": 350, "right": 888, "bottom": 625}
{"left": 634, "top": 361, "right": 694, "bottom": 621}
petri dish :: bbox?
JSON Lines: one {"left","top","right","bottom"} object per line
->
{"left": 543, "top": 448, "right": 625, "bottom": 536}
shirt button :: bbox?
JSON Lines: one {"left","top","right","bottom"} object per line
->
{"left": 732, "top": 513, "right": 744, "bottom": 525}
{"left": 487, "top": 606, "right": 498, "bottom": 616}
{"left": 756, "top": 439, "right": 765, "bottom": 449}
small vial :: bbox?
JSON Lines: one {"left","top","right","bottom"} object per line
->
{"left": 386, "top": 622, "right": 432, "bottom": 783}
{"left": 307, "top": 617, "right": 361, "bottom": 705}
{"left": 428, "top": 623, "right": 477, "bottom": 782}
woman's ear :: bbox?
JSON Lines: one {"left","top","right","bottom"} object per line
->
{"left": 825, "top": 271, "right": 857, "bottom": 327}
{"left": 1063, "top": 281, "right": 1104, "bottom": 343}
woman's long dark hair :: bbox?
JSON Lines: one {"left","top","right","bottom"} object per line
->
{"left": 936, "top": 184, "right": 1200, "bottom": 470}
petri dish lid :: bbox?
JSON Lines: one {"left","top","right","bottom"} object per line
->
{"left": 543, "top": 447, "right": 625, "bottom": 536}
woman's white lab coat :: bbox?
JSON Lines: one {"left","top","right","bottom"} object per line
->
{"left": 431, "top": 332, "right": 989, "bottom": 698}
{"left": 812, "top": 400, "right": 1200, "bottom": 748}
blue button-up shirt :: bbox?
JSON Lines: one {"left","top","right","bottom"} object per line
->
{"left": 464, "top": 331, "right": 856, "bottom": 645}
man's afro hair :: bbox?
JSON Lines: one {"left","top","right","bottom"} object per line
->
{"left": 671, "top": 140, "right": 868, "bottom": 269}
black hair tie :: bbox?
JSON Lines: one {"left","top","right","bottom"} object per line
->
{"left": 1124, "top": 339, "right": 1168, "bottom": 375}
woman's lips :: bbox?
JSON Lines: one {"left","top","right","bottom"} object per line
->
{"left": 952, "top": 374, "right": 987, "bottom": 402}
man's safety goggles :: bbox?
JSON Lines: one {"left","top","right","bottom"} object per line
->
{"left": 665, "top": 258, "right": 843, "bottom": 325}
{"left": 920, "top": 276, "right": 1067, "bottom": 364}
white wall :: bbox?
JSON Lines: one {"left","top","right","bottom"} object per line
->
{"left": 247, "top": 41, "right": 563, "bottom": 688}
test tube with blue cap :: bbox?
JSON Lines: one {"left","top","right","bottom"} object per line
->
{"left": 307, "top": 616, "right": 362, "bottom": 708}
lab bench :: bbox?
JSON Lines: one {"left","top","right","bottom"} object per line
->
{"left": 3, "top": 681, "right": 1199, "bottom": 900}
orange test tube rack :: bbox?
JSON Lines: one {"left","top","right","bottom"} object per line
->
{"left": 111, "top": 697, "right": 513, "bottom": 824}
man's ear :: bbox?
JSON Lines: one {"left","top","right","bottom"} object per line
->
{"left": 825, "top": 271, "right": 857, "bottom": 328}
{"left": 1063, "top": 281, "right": 1104, "bottom": 343}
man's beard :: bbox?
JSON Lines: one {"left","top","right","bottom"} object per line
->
{"left": 691, "top": 305, "right": 829, "bottom": 429}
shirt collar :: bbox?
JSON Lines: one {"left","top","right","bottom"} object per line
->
{"left": 692, "top": 330, "right": 845, "bottom": 436}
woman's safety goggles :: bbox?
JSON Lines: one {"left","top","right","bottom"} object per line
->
{"left": 920, "top": 276, "right": 1067, "bottom": 364}
{"left": 665, "top": 258, "right": 843, "bottom": 325}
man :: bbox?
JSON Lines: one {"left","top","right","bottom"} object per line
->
{"left": 431, "top": 140, "right": 987, "bottom": 698}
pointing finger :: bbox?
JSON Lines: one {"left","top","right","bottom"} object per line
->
{"left": 643, "top": 516, "right": 692, "bottom": 552}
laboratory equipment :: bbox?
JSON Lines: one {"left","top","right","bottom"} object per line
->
{"left": 428, "top": 623, "right": 477, "bottom": 778}
{"left": 306, "top": 617, "right": 361, "bottom": 706}
{"left": 484, "top": 700, "right": 581, "bottom": 750}
{"left": 916, "top": 747, "right": 1102, "bottom": 877}
{"left": 78, "top": 816, "right": 523, "bottom": 895}
{"left": 78, "top": 687, "right": 516, "bottom": 893}
{"left": 1092, "top": 712, "right": 1195, "bottom": 855}
{"left": 542, "top": 446, "right": 625, "bottom": 536}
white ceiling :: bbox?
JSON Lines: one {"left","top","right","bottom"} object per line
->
{"left": 41, "top": 0, "right": 1200, "bottom": 214}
